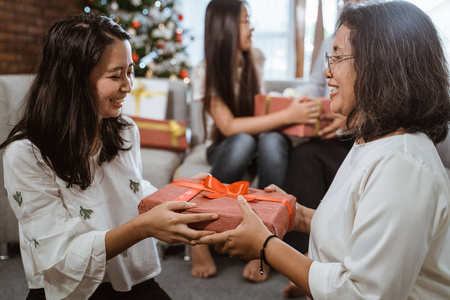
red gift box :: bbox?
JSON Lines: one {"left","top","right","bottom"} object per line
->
{"left": 130, "top": 116, "right": 189, "bottom": 152}
{"left": 254, "top": 94, "right": 332, "bottom": 137}
{"left": 138, "top": 175, "right": 297, "bottom": 238}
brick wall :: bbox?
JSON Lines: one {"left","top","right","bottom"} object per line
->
{"left": 0, "top": 0, "right": 84, "bottom": 74}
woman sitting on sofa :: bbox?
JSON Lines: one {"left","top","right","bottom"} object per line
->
{"left": 0, "top": 13, "right": 218, "bottom": 300}
{"left": 190, "top": 0, "right": 320, "bottom": 281}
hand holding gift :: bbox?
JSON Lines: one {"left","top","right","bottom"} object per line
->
{"left": 136, "top": 200, "right": 219, "bottom": 245}
{"left": 254, "top": 94, "right": 333, "bottom": 137}
{"left": 194, "top": 195, "right": 273, "bottom": 261}
{"left": 138, "top": 175, "right": 297, "bottom": 239}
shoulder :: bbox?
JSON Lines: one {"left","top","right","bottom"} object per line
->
{"left": 3, "top": 139, "right": 55, "bottom": 178}
{"left": 360, "top": 133, "right": 450, "bottom": 193}
{"left": 251, "top": 48, "right": 266, "bottom": 66}
{"left": 120, "top": 115, "right": 140, "bottom": 146}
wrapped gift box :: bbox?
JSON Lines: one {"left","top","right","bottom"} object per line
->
{"left": 138, "top": 175, "right": 297, "bottom": 238}
{"left": 122, "top": 79, "right": 169, "bottom": 120}
{"left": 130, "top": 116, "right": 189, "bottom": 152}
{"left": 254, "top": 94, "right": 333, "bottom": 137}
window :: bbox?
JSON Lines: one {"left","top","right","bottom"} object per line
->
{"left": 181, "top": 0, "right": 450, "bottom": 80}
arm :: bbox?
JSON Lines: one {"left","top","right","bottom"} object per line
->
{"left": 209, "top": 96, "right": 320, "bottom": 137}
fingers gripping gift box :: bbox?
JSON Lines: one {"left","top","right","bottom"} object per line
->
{"left": 122, "top": 79, "right": 169, "bottom": 120}
{"left": 138, "top": 175, "right": 297, "bottom": 238}
{"left": 254, "top": 94, "right": 332, "bottom": 137}
{"left": 130, "top": 116, "right": 189, "bottom": 152}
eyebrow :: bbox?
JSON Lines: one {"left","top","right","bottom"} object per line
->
{"left": 107, "top": 63, "right": 135, "bottom": 72}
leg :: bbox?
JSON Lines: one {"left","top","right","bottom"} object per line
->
{"left": 190, "top": 244, "right": 216, "bottom": 278}
{"left": 207, "top": 133, "right": 257, "bottom": 183}
{"left": 257, "top": 132, "right": 291, "bottom": 189}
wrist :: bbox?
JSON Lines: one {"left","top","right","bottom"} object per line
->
{"left": 133, "top": 214, "right": 150, "bottom": 241}
{"left": 259, "top": 234, "right": 278, "bottom": 275}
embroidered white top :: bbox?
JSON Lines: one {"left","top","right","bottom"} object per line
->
{"left": 308, "top": 133, "right": 450, "bottom": 299}
{"left": 3, "top": 116, "right": 160, "bottom": 299}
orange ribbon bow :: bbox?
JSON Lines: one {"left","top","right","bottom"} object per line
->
{"left": 170, "top": 175, "right": 294, "bottom": 228}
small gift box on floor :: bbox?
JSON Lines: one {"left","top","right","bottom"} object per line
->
{"left": 130, "top": 116, "right": 189, "bottom": 152}
{"left": 138, "top": 175, "right": 297, "bottom": 238}
{"left": 122, "top": 79, "right": 169, "bottom": 120}
{"left": 254, "top": 94, "right": 333, "bottom": 137}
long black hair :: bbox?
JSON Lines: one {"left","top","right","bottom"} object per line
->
{"left": 0, "top": 13, "right": 133, "bottom": 190}
{"left": 202, "top": 0, "right": 261, "bottom": 143}
{"left": 338, "top": 1, "right": 450, "bottom": 144}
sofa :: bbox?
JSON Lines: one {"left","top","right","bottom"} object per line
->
{"left": 1, "top": 74, "right": 449, "bottom": 261}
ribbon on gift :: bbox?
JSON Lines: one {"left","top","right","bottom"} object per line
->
{"left": 170, "top": 175, "right": 293, "bottom": 228}
{"left": 131, "top": 79, "right": 168, "bottom": 116}
{"left": 134, "top": 119, "right": 186, "bottom": 150}
{"left": 265, "top": 95, "right": 272, "bottom": 115}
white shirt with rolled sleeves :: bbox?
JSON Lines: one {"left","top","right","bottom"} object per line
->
{"left": 308, "top": 133, "right": 450, "bottom": 299}
{"left": 3, "top": 116, "right": 160, "bottom": 300}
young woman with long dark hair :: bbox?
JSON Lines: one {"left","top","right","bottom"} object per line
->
{"left": 190, "top": 0, "right": 319, "bottom": 282}
{"left": 1, "top": 13, "right": 217, "bottom": 299}
{"left": 195, "top": 1, "right": 450, "bottom": 298}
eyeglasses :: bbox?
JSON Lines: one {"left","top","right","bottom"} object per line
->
{"left": 240, "top": 17, "right": 251, "bottom": 28}
{"left": 325, "top": 51, "right": 354, "bottom": 76}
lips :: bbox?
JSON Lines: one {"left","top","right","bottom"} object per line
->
{"left": 329, "top": 86, "right": 339, "bottom": 98}
{"left": 110, "top": 98, "right": 124, "bottom": 104}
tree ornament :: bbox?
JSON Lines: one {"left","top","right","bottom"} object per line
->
{"left": 132, "top": 53, "right": 140, "bottom": 63}
{"left": 176, "top": 32, "right": 182, "bottom": 43}
{"left": 156, "top": 40, "right": 164, "bottom": 49}
{"left": 179, "top": 69, "right": 188, "bottom": 79}
{"left": 132, "top": 20, "right": 141, "bottom": 29}
{"left": 178, "top": 14, "right": 183, "bottom": 21}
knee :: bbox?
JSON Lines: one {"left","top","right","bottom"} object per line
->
{"left": 259, "top": 132, "right": 289, "bottom": 151}
{"left": 227, "top": 133, "right": 256, "bottom": 151}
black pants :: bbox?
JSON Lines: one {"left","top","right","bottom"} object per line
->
{"left": 282, "top": 138, "right": 353, "bottom": 254}
{"left": 27, "top": 278, "right": 171, "bottom": 300}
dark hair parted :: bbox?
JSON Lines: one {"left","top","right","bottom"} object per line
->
{"left": 0, "top": 13, "right": 132, "bottom": 190}
{"left": 338, "top": 1, "right": 450, "bottom": 144}
{"left": 202, "top": 0, "right": 260, "bottom": 143}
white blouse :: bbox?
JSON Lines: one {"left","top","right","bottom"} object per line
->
{"left": 308, "top": 133, "right": 450, "bottom": 299}
{"left": 3, "top": 116, "right": 160, "bottom": 300}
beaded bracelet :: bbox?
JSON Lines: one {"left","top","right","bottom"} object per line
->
{"left": 260, "top": 234, "right": 278, "bottom": 275}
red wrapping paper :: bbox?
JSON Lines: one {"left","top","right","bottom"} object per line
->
{"left": 130, "top": 116, "right": 188, "bottom": 152}
{"left": 138, "top": 176, "right": 297, "bottom": 238}
{"left": 254, "top": 94, "right": 333, "bottom": 137}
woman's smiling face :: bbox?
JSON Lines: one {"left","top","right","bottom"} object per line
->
{"left": 88, "top": 38, "right": 134, "bottom": 119}
{"left": 326, "top": 25, "right": 357, "bottom": 117}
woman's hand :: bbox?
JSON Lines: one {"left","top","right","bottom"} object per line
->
{"left": 193, "top": 195, "right": 273, "bottom": 261}
{"left": 192, "top": 173, "right": 209, "bottom": 180}
{"left": 285, "top": 97, "right": 321, "bottom": 125}
{"left": 318, "top": 113, "right": 347, "bottom": 139}
{"left": 264, "top": 184, "right": 288, "bottom": 194}
{"left": 138, "top": 201, "right": 219, "bottom": 244}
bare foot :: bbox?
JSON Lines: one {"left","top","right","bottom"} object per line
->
{"left": 242, "top": 259, "right": 270, "bottom": 282}
{"left": 190, "top": 244, "right": 216, "bottom": 278}
{"left": 283, "top": 281, "right": 304, "bottom": 298}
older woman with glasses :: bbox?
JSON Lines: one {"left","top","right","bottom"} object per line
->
{"left": 194, "top": 1, "right": 450, "bottom": 299}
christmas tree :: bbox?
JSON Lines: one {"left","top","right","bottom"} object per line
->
{"left": 86, "top": 0, "right": 191, "bottom": 82}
